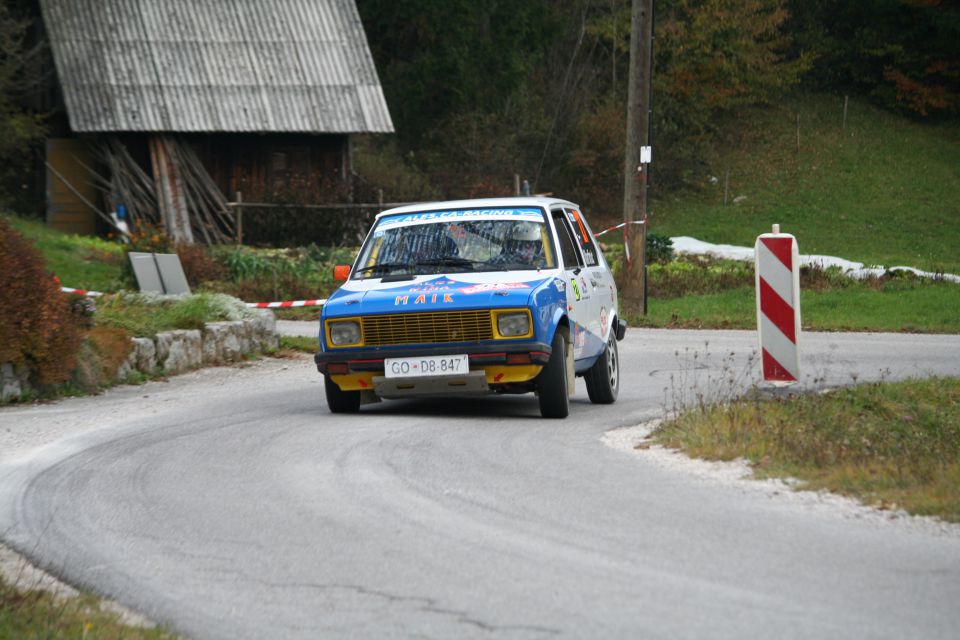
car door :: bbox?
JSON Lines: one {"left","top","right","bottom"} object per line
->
{"left": 565, "top": 207, "right": 613, "bottom": 346}
{"left": 550, "top": 207, "right": 592, "bottom": 362}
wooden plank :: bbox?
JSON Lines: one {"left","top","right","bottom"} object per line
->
{"left": 46, "top": 138, "right": 97, "bottom": 235}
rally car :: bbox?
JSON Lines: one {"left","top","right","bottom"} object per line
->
{"left": 314, "top": 197, "right": 626, "bottom": 418}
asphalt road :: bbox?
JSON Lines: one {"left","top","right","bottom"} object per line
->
{"left": 1, "top": 328, "right": 959, "bottom": 639}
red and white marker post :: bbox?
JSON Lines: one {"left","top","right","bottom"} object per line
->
{"left": 755, "top": 224, "right": 801, "bottom": 384}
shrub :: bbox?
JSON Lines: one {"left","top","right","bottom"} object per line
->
{"left": 206, "top": 244, "right": 355, "bottom": 303}
{"left": 647, "top": 233, "right": 675, "bottom": 264}
{"left": 71, "top": 326, "right": 133, "bottom": 392}
{"left": 0, "top": 218, "right": 85, "bottom": 384}
{"left": 176, "top": 243, "right": 226, "bottom": 287}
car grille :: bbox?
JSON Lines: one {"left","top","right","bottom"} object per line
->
{"left": 362, "top": 310, "right": 494, "bottom": 346}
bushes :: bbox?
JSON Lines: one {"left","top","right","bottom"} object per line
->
{"left": 0, "top": 218, "right": 84, "bottom": 385}
{"left": 206, "top": 244, "right": 355, "bottom": 303}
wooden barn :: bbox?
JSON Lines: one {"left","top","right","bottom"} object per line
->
{"left": 37, "top": 0, "right": 393, "bottom": 240}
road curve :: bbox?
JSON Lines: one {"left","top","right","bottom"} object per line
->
{"left": 1, "top": 329, "right": 959, "bottom": 639}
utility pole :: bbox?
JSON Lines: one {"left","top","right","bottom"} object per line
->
{"left": 621, "top": 0, "right": 653, "bottom": 315}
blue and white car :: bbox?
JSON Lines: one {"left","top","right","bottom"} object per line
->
{"left": 315, "top": 197, "right": 626, "bottom": 418}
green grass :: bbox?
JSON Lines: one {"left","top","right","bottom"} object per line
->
{"left": 653, "top": 377, "right": 960, "bottom": 522}
{"left": 3, "top": 213, "right": 125, "bottom": 291}
{"left": 631, "top": 280, "right": 960, "bottom": 333}
{"left": 651, "top": 94, "right": 960, "bottom": 273}
{"left": 95, "top": 292, "right": 256, "bottom": 338}
{"left": 1, "top": 573, "right": 176, "bottom": 639}
{"left": 279, "top": 335, "right": 319, "bottom": 353}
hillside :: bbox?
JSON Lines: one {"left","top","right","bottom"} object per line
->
{"left": 651, "top": 94, "right": 960, "bottom": 273}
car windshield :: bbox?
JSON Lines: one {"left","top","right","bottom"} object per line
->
{"left": 352, "top": 208, "right": 557, "bottom": 279}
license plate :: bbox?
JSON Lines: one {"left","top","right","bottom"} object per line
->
{"left": 385, "top": 354, "right": 470, "bottom": 378}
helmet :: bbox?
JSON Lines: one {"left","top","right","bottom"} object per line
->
{"left": 510, "top": 222, "right": 541, "bottom": 242}
{"left": 501, "top": 222, "right": 543, "bottom": 266}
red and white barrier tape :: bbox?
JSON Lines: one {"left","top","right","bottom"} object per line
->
{"left": 594, "top": 219, "right": 648, "bottom": 263}
{"left": 58, "top": 282, "right": 325, "bottom": 309}
{"left": 61, "top": 286, "right": 104, "bottom": 297}
{"left": 593, "top": 219, "right": 647, "bottom": 238}
{"left": 245, "top": 299, "right": 326, "bottom": 309}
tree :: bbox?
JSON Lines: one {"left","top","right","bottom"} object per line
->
{"left": 357, "top": 0, "right": 555, "bottom": 146}
{"left": 0, "top": 4, "right": 46, "bottom": 210}
{"left": 788, "top": 0, "right": 960, "bottom": 117}
{"left": 574, "top": 0, "right": 811, "bottom": 202}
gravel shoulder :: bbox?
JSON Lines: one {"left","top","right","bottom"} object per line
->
{"left": 603, "top": 420, "right": 960, "bottom": 539}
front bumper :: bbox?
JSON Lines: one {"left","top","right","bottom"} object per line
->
{"left": 314, "top": 341, "right": 552, "bottom": 374}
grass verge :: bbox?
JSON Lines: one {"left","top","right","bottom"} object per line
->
{"left": 651, "top": 95, "right": 960, "bottom": 273}
{"left": 3, "top": 214, "right": 125, "bottom": 292}
{"left": 652, "top": 377, "right": 960, "bottom": 522}
{"left": 94, "top": 292, "right": 257, "bottom": 338}
{"left": 278, "top": 335, "right": 318, "bottom": 354}
{"left": 629, "top": 280, "right": 960, "bottom": 333}
{"left": 0, "top": 572, "right": 176, "bottom": 639}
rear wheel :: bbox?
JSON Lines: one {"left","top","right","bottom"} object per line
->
{"left": 585, "top": 332, "right": 619, "bottom": 404}
{"left": 325, "top": 374, "right": 361, "bottom": 413}
{"left": 537, "top": 331, "right": 570, "bottom": 419}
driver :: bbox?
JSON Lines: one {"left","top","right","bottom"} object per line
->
{"left": 497, "top": 223, "right": 544, "bottom": 267}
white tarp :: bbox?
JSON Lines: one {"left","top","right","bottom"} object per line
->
{"left": 670, "top": 236, "right": 960, "bottom": 284}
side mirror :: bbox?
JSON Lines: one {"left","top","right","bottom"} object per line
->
{"left": 333, "top": 265, "right": 351, "bottom": 281}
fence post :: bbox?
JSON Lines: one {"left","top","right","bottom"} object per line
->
{"left": 235, "top": 191, "right": 243, "bottom": 245}
{"left": 514, "top": 174, "right": 521, "bottom": 196}
{"left": 796, "top": 113, "right": 801, "bottom": 153}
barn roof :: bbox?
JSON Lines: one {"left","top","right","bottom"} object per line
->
{"left": 40, "top": 0, "right": 394, "bottom": 134}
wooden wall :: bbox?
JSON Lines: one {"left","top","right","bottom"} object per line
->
{"left": 45, "top": 138, "right": 97, "bottom": 235}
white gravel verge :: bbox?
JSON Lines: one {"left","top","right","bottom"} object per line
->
{"left": 603, "top": 420, "right": 960, "bottom": 539}
{"left": 0, "top": 542, "right": 156, "bottom": 628}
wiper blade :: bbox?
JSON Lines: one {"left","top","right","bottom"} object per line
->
{"left": 414, "top": 257, "right": 484, "bottom": 268}
{"left": 353, "top": 262, "right": 412, "bottom": 275}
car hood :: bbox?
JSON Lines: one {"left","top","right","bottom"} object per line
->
{"left": 324, "top": 274, "right": 557, "bottom": 318}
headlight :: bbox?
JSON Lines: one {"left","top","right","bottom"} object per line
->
{"left": 329, "top": 320, "right": 361, "bottom": 346}
{"left": 497, "top": 312, "right": 530, "bottom": 337}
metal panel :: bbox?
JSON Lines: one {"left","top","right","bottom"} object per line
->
{"left": 40, "top": 0, "right": 393, "bottom": 133}
{"left": 128, "top": 252, "right": 192, "bottom": 295}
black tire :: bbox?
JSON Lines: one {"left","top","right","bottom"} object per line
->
{"left": 325, "top": 374, "right": 361, "bottom": 413}
{"left": 585, "top": 331, "right": 619, "bottom": 404}
{"left": 537, "top": 331, "right": 569, "bottom": 419}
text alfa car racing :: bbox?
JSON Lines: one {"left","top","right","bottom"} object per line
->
{"left": 315, "top": 197, "right": 627, "bottom": 418}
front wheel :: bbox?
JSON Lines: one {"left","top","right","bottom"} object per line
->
{"left": 585, "top": 332, "right": 619, "bottom": 404}
{"left": 537, "top": 331, "right": 570, "bottom": 419}
{"left": 324, "top": 374, "right": 361, "bottom": 413}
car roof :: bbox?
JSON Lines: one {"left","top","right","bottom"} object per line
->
{"left": 374, "top": 197, "right": 579, "bottom": 220}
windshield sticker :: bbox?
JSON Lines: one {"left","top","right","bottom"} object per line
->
{"left": 378, "top": 208, "right": 543, "bottom": 229}
{"left": 459, "top": 282, "right": 531, "bottom": 295}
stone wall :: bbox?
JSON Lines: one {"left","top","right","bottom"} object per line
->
{"left": 2, "top": 311, "right": 279, "bottom": 402}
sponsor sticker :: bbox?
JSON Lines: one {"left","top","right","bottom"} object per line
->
{"left": 378, "top": 208, "right": 544, "bottom": 229}
{"left": 459, "top": 282, "right": 531, "bottom": 295}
